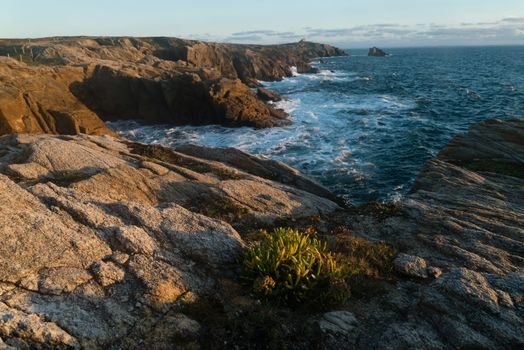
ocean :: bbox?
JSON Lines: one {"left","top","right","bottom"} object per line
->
{"left": 109, "top": 46, "right": 524, "bottom": 205}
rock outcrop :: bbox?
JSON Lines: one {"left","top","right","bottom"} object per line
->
{"left": 0, "top": 37, "right": 346, "bottom": 134}
{"left": 0, "top": 58, "right": 114, "bottom": 136}
{"left": 368, "top": 47, "right": 387, "bottom": 57}
{"left": 0, "top": 133, "right": 340, "bottom": 348}
{"left": 342, "top": 118, "right": 524, "bottom": 349}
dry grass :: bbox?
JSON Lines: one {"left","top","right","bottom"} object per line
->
{"left": 328, "top": 225, "right": 397, "bottom": 279}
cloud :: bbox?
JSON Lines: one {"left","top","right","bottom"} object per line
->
{"left": 224, "top": 34, "right": 264, "bottom": 43}
{"left": 212, "top": 17, "right": 524, "bottom": 47}
{"left": 231, "top": 30, "right": 276, "bottom": 37}
{"left": 501, "top": 17, "right": 524, "bottom": 23}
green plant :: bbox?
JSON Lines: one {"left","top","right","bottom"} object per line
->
{"left": 242, "top": 227, "right": 350, "bottom": 305}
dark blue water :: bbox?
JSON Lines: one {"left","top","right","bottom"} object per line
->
{"left": 110, "top": 46, "right": 524, "bottom": 204}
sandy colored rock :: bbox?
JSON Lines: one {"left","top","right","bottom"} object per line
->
{"left": 113, "top": 226, "right": 157, "bottom": 255}
{"left": 91, "top": 261, "right": 126, "bottom": 287}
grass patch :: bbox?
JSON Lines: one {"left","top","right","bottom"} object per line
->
{"left": 12, "top": 171, "right": 95, "bottom": 187}
{"left": 350, "top": 202, "right": 401, "bottom": 222}
{"left": 462, "top": 160, "right": 524, "bottom": 179}
{"left": 188, "top": 195, "right": 249, "bottom": 224}
{"left": 239, "top": 214, "right": 323, "bottom": 240}
{"left": 328, "top": 226, "right": 396, "bottom": 279}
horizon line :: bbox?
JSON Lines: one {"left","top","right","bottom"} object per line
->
{"left": 1, "top": 35, "right": 523, "bottom": 51}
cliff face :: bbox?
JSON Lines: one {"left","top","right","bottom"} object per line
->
{"left": 0, "top": 58, "right": 112, "bottom": 136}
{"left": 0, "top": 37, "right": 346, "bottom": 135}
{"left": 0, "top": 119, "right": 521, "bottom": 349}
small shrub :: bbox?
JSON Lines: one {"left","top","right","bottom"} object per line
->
{"left": 48, "top": 171, "right": 94, "bottom": 186}
{"left": 128, "top": 142, "right": 244, "bottom": 180}
{"left": 242, "top": 227, "right": 350, "bottom": 305}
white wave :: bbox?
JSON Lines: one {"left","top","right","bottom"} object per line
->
{"left": 290, "top": 66, "right": 300, "bottom": 77}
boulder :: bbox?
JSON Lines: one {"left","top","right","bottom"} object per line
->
{"left": 394, "top": 253, "right": 429, "bottom": 278}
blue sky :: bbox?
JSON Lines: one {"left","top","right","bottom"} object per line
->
{"left": 2, "top": 0, "right": 524, "bottom": 47}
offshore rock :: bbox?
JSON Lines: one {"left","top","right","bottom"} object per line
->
{"left": 368, "top": 47, "right": 387, "bottom": 57}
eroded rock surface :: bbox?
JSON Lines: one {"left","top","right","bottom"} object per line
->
{"left": 344, "top": 118, "right": 524, "bottom": 349}
{"left": 0, "top": 133, "right": 340, "bottom": 348}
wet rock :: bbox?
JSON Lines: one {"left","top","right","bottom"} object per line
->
{"left": 256, "top": 87, "right": 284, "bottom": 102}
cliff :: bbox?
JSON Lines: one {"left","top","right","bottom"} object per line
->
{"left": 0, "top": 118, "right": 522, "bottom": 349}
{"left": 0, "top": 37, "right": 346, "bottom": 134}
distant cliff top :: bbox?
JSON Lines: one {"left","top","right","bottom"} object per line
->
{"left": 0, "top": 36, "right": 347, "bottom": 81}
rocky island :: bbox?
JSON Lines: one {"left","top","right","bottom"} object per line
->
{"left": 368, "top": 47, "right": 387, "bottom": 57}
{"left": 0, "top": 37, "right": 522, "bottom": 349}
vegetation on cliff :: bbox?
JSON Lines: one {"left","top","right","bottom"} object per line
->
{"left": 242, "top": 227, "right": 351, "bottom": 305}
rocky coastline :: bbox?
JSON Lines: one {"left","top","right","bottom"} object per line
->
{"left": 0, "top": 37, "right": 522, "bottom": 349}
{"left": 0, "top": 37, "right": 346, "bottom": 133}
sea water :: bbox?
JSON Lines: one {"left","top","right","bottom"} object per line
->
{"left": 109, "top": 46, "right": 524, "bottom": 204}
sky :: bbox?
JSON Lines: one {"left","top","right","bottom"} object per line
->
{"left": 2, "top": 0, "right": 524, "bottom": 48}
